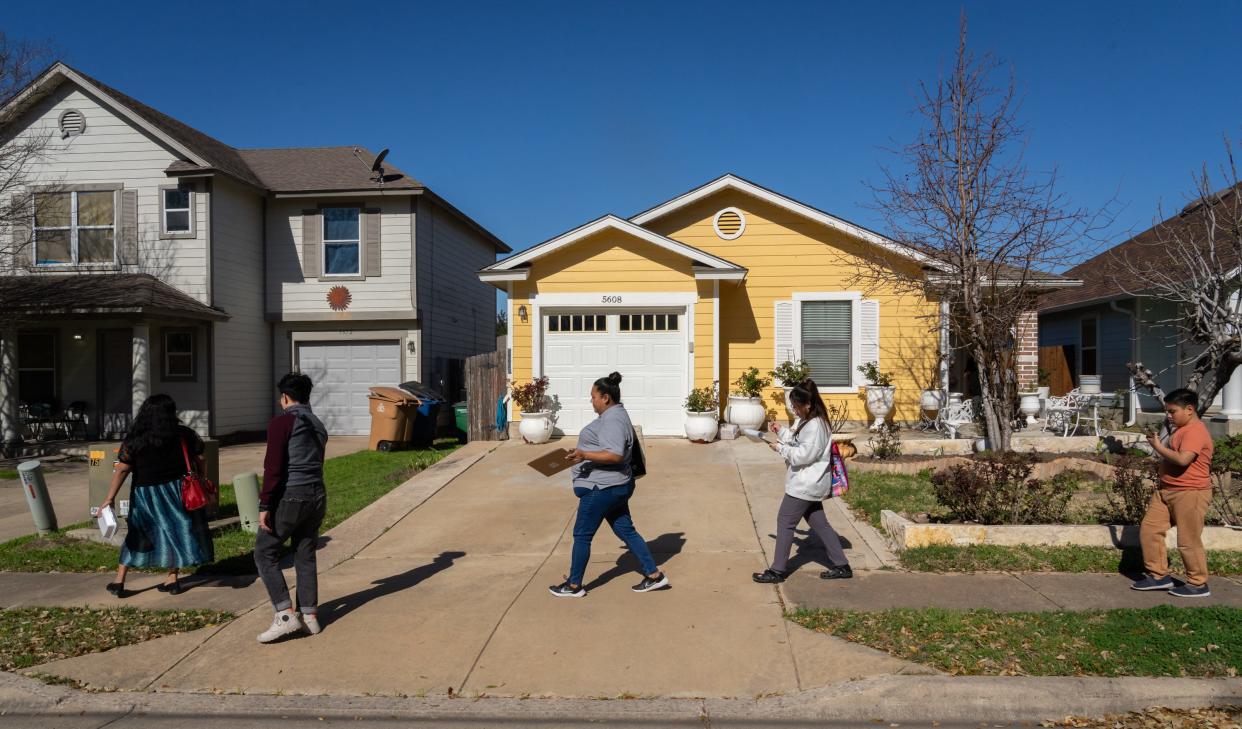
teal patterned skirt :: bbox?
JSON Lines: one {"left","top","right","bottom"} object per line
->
{"left": 119, "top": 479, "right": 215, "bottom": 568}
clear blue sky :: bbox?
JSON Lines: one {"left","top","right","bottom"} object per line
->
{"left": 9, "top": 1, "right": 1242, "bottom": 277}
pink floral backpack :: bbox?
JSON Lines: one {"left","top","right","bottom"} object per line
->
{"left": 828, "top": 441, "right": 850, "bottom": 497}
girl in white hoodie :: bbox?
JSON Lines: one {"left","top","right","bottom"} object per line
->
{"left": 752, "top": 379, "right": 852, "bottom": 584}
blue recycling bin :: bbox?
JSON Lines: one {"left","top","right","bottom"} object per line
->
{"left": 410, "top": 399, "right": 442, "bottom": 447}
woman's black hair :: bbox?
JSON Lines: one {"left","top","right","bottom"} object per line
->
{"left": 592, "top": 371, "right": 623, "bottom": 405}
{"left": 789, "top": 378, "right": 830, "bottom": 435}
{"left": 123, "top": 393, "right": 181, "bottom": 453}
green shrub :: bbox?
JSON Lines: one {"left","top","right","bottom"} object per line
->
{"left": 1096, "top": 454, "right": 1157, "bottom": 525}
{"left": 731, "top": 367, "right": 771, "bottom": 398}
{"left": 930, "top": 452, "right": 1073, "bottom": 525}
{"left": 857, "top": 362, "right": 894, "bottom": 387}
{"left": 684, "top": 385, "right": 719, "bottom": 413}
{"left": 868, "top": 422, "right": 903, "bottom": 460}
{"left": 770, "top": 359, "right": 811, "bottom": 387}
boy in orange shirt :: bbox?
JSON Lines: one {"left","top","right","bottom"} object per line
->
{"left": 1131, "top": 388, "right": 1215, "bottom": 598}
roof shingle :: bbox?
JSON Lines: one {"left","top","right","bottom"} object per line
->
{"left": 0, "top": 274, "right": 228, "bottom": 320}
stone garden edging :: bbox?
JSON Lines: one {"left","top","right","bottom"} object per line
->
{"left": 881, "top": 509, "right": 1242, "bottom": 551}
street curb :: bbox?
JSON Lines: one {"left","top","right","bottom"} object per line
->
{"left": 1, "top": 672, "right": 1239, "bottom": 724}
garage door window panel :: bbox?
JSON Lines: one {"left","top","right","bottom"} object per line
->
{"left": 546, "top": 314, "right": 606, "bottom": 333}
{"left": 620, "top": 313, "right": 678, "bottom": 332}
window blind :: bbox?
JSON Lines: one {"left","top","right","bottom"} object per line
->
{"left": 801, "top": 300, "right": 851, "bottom": 386}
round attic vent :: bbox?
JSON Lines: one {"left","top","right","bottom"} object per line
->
{"left": 713, "top": 207, "right": 745, "bottom": 240}
{"left": 58, "top": 109, "right": 86, "bottom": 138}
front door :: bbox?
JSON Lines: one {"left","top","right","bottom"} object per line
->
{"left": 97, "top": 329, "right": 132, "bottom": 439}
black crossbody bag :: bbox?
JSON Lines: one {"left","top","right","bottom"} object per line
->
{"left": 630, "top": 428, "right": 647, "bottom": 479}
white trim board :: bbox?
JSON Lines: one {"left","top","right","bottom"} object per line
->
{"left": 631, "top": 174, "right": 947, "bottom": 271}
{"left": 481, "top": 215, "right": 746, "bottom": 274}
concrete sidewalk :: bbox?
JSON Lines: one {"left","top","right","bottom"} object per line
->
{"left": 0, "top": 436, "right": 369, "bottom": 544}
{"left": 23, "top": 437, "right": 925, "bottom": 698}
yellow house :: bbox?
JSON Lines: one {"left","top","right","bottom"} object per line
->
{"left": 479, "top": 175, "right": 947, "bottom": 436}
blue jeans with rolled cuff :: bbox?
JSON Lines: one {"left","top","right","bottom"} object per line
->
{"left": 568, "top": 480, "right": 658, "bottom": 586}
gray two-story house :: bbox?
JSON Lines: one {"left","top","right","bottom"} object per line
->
{"left": 0, "top": 62, "right": 508, "bottom": 440}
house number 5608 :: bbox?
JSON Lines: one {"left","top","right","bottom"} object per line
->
{"left": 602, "top": 295, "right": 622, "bottom": 304}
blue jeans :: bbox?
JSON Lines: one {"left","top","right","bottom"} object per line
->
{"left": 569, "top": 481, "right": 658, "bottom": 586}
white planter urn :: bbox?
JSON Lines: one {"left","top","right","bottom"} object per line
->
{"left": 973, "top": 437, "right": 991, "bottom": 453}
{"left": 1036, "top": 386, "right": 1051, "bottom": 399}
{"left": 864, "top": 386, "right": 896, "bottom": 430}
{"left": 518, "top": 411, "right": 554, "bottom": 444}
{"left": 1019, "top": 393, "right": 1042, "bottom": 426}
{"left": 684, "top": 410, "right": 720, "bottom": 443}
{"left": 1079, "top": 375, "right": 1102, "bottom": 394}
{"left": 725, "top": 395, "right": 767, "bottom": 431}
{"left": 948, "top": 392, "right": 964, "bottom": 406}
{"left": 920, "top": 389, "right": 947, "bottom": 413}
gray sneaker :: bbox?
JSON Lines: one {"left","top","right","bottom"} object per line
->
{"left": 1169, "top": 583, "right": 1211, "bottom": 598}
{"left": 257, "top": 611, "right": 303, "bottom": 643}
{"left": 1130, "top": 575, "right": 1175, "bottom": 591}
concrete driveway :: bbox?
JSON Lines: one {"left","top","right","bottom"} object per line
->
{"left": 134, "top": 437, "right": 918, "bottom": 698}
{"left": 0, "top": 436, "right": 369, "bottom": 543}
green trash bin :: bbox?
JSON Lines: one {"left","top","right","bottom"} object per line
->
{"left": 453, "top": 402, "right": 468, "bottom": 443}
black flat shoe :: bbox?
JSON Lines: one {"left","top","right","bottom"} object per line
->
{"left": 752, "top": 568, "right": 786, "bottom": 584}
{"left": 819, "top": 564, "right": 853, "bottom": 580}
{"left": 157, "top": 578, "right": 182, "bottom": 595}
{"left": 105, "top": 582, "right": 126, "bottom": 598}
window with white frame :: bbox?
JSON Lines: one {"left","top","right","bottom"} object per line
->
{"left": 163, "top": 330, "right": 195, "bottom": 380}
{"left": 162, "top": 187, "right": 193, "bottom": 234}
{"left": 33, "top": 191, "right": 115, "bottom": 265}
{"left": 1080, "top": 317, "right": 1098, "bottom": 376}
{"left": 546, "top": 314, "right": 607, "bottom": 333}
{"left": 322, "top": 207, "right": 360, "bottom": 276}
{"left": 619, "top": 313, "right": 679, "bottom": 332}
{"left": 801, "top": 300, "right": 853, "bottom": 387}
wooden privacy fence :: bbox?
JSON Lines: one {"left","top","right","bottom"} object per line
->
{"left": 465, "top": 350, "right": 508, "bottom": 442}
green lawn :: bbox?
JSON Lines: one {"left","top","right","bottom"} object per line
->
{"left": 0, "top": 469, "right": 19, "bottom": 480}
{"left": 898, "top": 544, "right": 1242, "bottom": 575}
{"left": 840, "top": 471, "right": 947, "bottom": 529}
{"left": 0, "top": 606, "right": 230, "bottom": 671}
{"left": 790, "top": 605, "right": 1242, "bottom": 677}
{"left": 0, "top": 443, "right": 457, "bottom": 574}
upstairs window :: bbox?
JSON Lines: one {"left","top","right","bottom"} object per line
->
{"left": 323, "top": 207, "right": 360, "bottom": 276}
{"left": 33, "top": 191, "right": 115, "bottom": 265}
{"left": 161, "top": 187, "right": 194, "bottom": 236}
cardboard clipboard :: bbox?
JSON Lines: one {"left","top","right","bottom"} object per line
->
{"left": 527, "top": 448, "right": 575, "bottom": 477}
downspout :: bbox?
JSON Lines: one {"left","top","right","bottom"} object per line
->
{"left": 1109, "top": 298, "right": 1138, "bottom": 426}
{"left": 204, "top": 178, "right": 216, "bottom": 436}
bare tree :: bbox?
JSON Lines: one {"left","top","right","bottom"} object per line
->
{"left": 1123, "top": 143, "right": 1242, "bottom": 415}
{"left": 0, "top": 32, "right": 54, "bottom": 272}
{"left": 864, "top": 14, "right": 1099, "bottom": 452}
{"left": 0, "top": 32, "right": 54, "bottom": 453}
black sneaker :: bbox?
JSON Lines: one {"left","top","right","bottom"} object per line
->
{"left": 548, "top": 581, "right": 585, "bottom": 598}
{"left": 752, "top": 568, "right": 786, "bottom": 584}
{"left": 1169, "top": 583, "right": 1211, "bottom": 598}
{"left": 105, "top": 582, "right": 126, "bottom": 598}
{"left": 1130, "top": 575, "right": 1175, "bottom": 591}
{"left": 819, "top": 564, "right": 853, "bottom": 580}
{"left": 632, "top": 572, "right": 670, "bottom": 593}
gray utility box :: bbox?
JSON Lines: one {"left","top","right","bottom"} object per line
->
{"left": 86, "top": 439, "right": 219, "bottom": 519}
{"left": 88, "top": 442, "right": 129, "bottom": 519}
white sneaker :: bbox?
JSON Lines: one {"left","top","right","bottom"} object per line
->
{"left": 257, "top": 610, "right": 303, "bottom": 643}
{"left": 301, "top": 612, "right": 321, "bottom": 635}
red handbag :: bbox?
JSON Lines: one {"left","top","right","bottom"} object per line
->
{"left": 180, "top": 438, "right": 217, "bottom": 511}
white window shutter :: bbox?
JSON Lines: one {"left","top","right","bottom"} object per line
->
{"left": 774, "top": 300, "right": 796, "bottom": 367}
{"left": 859, "top": 299, "right": 881, "bottom": 381}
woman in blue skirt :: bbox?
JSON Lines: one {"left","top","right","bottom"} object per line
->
{"left": 98, "top": 394, "right": 214, "bottom": 596}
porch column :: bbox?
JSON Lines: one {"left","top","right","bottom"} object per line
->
{"left": 939, "top": 301, "right": 951, "bottom": 391}
{"left": 1221, "top": 368, "right": 1242, "bottom": 419}
{"left": 1014, "top": 309, "right": 1039, "bottom": 391}
{"left": 0, "top": 328, "right": 17, "bottom": 451}
{"left": 132, "top": 324, "right": 150, "bottom": 417}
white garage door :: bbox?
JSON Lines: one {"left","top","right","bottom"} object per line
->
{"left": 542, "top": 311, "right": 687, "bottom": 436}
{"left": 296, "top": 340, "right": 401, "bottom": 435}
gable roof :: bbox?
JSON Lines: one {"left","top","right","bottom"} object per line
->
{"left": 1038, "top": 185, "right": 1241, "bottom": 312}
{"left": 236, "top": 147, "right": 422, "bottom": 193}
{"left": 479, "top": 214, "right": 746, "bottom": 284}
{"left": 630, "top": 173, "right": 946, "bottom": 270}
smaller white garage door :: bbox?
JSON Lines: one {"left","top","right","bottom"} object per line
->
{"left": 296, "top": 340, "right": 401, "bottom": 435}
{"left": 542, "top": 310, "right": 687, "bottom": 436}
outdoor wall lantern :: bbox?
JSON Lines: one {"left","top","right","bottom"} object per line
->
{"left": 518, "top": 305, "right": 528, "bottom": 322}
{"left": 406, "top": 340, "right": 416, "bottom": 354}
{"left": 72, "top": 332, "right": 85, "bottom": 341}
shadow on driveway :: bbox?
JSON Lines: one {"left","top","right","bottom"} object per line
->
{"left": 318, "top": 550, "right": 465, "bottom": 626}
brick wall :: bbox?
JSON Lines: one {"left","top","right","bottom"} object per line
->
{"left": 1015, "top": 309, "right": 1039, "bottom": 390}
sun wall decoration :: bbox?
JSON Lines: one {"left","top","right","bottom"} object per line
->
{"left": 327, "top": 286, "right": 352, "bottom": 311}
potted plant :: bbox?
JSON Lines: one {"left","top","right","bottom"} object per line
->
{"left": 1018, "top": 389, "right": 1042, "bottom": 426}
{"left": 684, "top": 385, "right": 720, "bottom": 443}
{"left": 725, "top": 367, "right": 771, "bottom": 431}
{"left": 920, "top": 387, "right": 947, "bottom": 413}
{"left": 511, "top": 376, "right": 553, "bottom": 444}
{"left": 1036, "top": 367, "right": 1052, "bottom": 400}
{"left": 857, "top": 362, "right": 895, "bottom": 430}
{"left": 770, "top": 359, "right": 811, "bottom": 413}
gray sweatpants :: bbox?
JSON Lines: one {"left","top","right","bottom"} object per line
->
{"left": 255, "top": 486, "right": 326, "bottom": 613}
{"left": 770, "top": 494, "right": 849, "bottom": 573}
